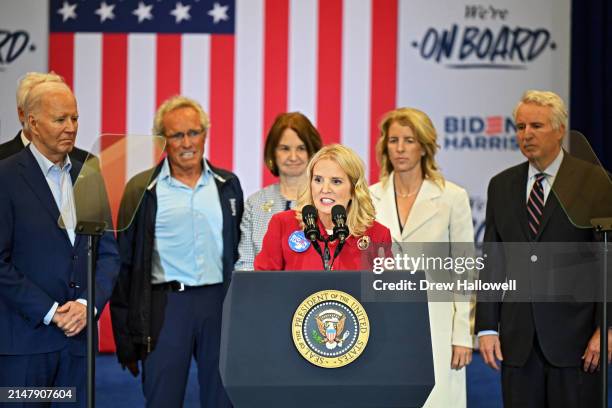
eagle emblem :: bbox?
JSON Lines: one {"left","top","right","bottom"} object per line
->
{"left": 315, "top": 309, "right": 350, "bottom": 350}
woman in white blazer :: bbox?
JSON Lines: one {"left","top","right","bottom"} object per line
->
{"left": 370, "top": 107, "right": 475, "bottom": 408}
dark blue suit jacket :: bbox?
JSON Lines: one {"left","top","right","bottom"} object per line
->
{"left": 0, "top": 147, "right": 119, "bottom": 356}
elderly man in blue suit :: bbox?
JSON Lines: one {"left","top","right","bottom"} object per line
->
{"left": 0, "top": 80, "right": 120, "bottom": 407}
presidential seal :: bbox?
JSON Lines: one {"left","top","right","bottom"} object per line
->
{"left": 291, "top": 290, "right": 370, "bottom": 368}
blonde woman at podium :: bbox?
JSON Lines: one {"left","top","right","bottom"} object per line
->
{"left": 254, "top": 144, "right": 391, "bottom": 271}
{"left": 370, "top": 108, "right": 475, "bottom": 408}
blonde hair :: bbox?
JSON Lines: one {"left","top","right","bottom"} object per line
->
{"left": 376, "top": 107, "right": 444, "bottom": 188}
{"left": 513, "top": 90, "right": 568, "bottom": 131}
{"left": 153, "top": 95, "right": 210, "bottom": 136}
{"left": 295, "top": 144, "right": 375, "bottom": 237}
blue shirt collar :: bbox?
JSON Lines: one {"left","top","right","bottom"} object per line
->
{"left": 159, "top": 157, "right": 211, "bottom": 187}
{"left": 29, "top": 142, "right": 72, "bottom": 176}
{"left": 528, "top": 149, "right": 563, "bottom": 181}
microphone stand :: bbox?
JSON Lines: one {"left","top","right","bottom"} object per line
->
{"left": 327, "top": 239, "right": 346, "bottom": 271}
{"left": 310, "top": 237, "right": 328, "bottom": 270}
{"left": 322, "top": 239, "right": 331, "bottom": 271}
{"left": 303, "top": 226, "right": 328, "bottom": 271}
{"left": 305, "top": 233, "right": 335, "bottom": 271}
{"left": 326, "top": 222, "right": 349, "bottom": 271}
{"left": 75, "top": 220, "right": 106, "bottom": 408}
{"left": 591, "top": 217, "right": 611, "bottom": 408}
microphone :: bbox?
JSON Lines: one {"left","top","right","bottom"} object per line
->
{"left": 331, "top": 205, "right": 350, "bottom": 243}
{"left": 302, "top": 204, "right": 327, "bottom": 270}
{"left": 302, "top": 205, "right": 321, "bottom": 242}
{"left": 327, "top": 205, "right": 349, "bottom": 270}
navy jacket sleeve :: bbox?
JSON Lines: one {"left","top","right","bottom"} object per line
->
{"left": 0, "top": 172, "right": 55, "bottom": 327}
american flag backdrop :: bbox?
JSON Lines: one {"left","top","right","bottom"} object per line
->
{"left": 49, "top": 0, "right": 398, "bottom": 193}
{"left": 49, "top": 0, "right": 398, "bottom": 351}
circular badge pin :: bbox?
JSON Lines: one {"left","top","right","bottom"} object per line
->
{"left": 292, "top": 290, "right": 370, "bottom": 368}
{"left": 357, "top": 235, "right": 371, "bottom": 250}
{"left": 288, "top": 230, "right": 311, "bottom": 253}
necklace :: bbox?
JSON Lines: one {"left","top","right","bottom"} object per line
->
{"left": 393, "top": 177, "right": 423, "bottom": 198}
{"left": 394, "top": 179, "right": 423, "bottom": 199}
{"left": 394, "top": 190, "right": 418, "bottom": 198}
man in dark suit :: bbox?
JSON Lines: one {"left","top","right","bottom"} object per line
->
{"left": 0, "top": 71, "right": 90, "bottom": 162}
{"left": 0, "top": 80, "right": 119, "bottom": 407}
{"left": 475, "top": 90, "right": 610, "bottom": 407}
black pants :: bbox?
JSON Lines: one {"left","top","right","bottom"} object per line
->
{"left": 501, "top": 337, "right": 601, "bottom": 408}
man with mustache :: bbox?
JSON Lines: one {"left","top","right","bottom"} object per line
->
{"left": 0, "top": 80, "right": 120, "bottom": 407}
{"left": 111, "top": 96, "right": 243, "bottom": 407}
{"left": 476, "top": 90, "right": 610, "bottom": 407}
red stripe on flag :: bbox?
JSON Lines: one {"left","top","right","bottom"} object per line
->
{"left": 99, "top": 34, "right": 128, "bottom": 353}
{"left": 100, "top": 34, "right": 127, "bottom": 244}
{"left": 369, "top": 0, "right": 398, "bottom": 183}
{"left": 154, "top": 35, "right": 182, "bottom": 162}
{"left": 49, "top": 33, "right": 74, "bottom": 89}
{"left": 102, "top": 34, "right": 128, "bottom": 135}
{"left": 262, "top": 0, "right": 289, "bottom": 186}
{"left": 209, "top": 35, "right": 235, "bottom": 170}
{"left": 156, "top": 34, "right": 182, "bottom": 107}
{"left": 317, "top": 0, "right": 342, "bottom": 146}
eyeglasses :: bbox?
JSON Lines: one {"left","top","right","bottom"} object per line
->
{"left": 165, "top": 128, "right": 205, "bottom": 142}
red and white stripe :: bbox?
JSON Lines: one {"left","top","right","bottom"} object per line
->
{"left": 51, "top": 0, "right": 398, "bottom": 201}
{"left": 235, "top": 0, "right": 398, "bottom": 193}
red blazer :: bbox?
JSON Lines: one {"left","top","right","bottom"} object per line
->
{"left": 254, "top": 210, "right": 392, "bottom": 271}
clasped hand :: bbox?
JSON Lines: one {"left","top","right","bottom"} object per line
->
{"left": 51, "top": 301, "right": 87, "bottom": 337}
